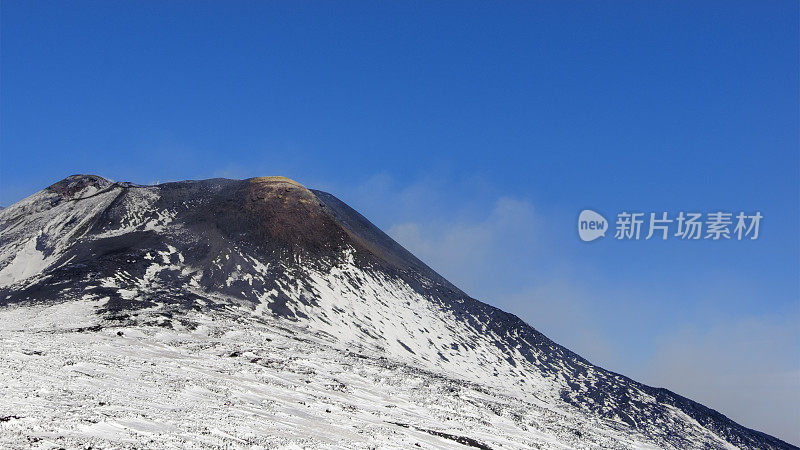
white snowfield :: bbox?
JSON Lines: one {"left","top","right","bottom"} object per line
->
{"left": 0, "top": 299, "right": 664, "bottom": 450}
{"left": 0, "top": 281, "right": 731, "bottom": 449}
{"left": 0, "top": 177, "right": 784, "bottom": 449}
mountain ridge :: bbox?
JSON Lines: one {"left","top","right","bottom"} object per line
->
{"left": 0, "top": 174, "right": 794, "bottom": 449}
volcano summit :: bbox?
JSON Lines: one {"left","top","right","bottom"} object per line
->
{"left": 0, "top": 175, "right": 793, "bottom": 449}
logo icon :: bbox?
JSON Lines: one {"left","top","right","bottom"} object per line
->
{"left": 578, "top": 210, "right": 607, "bottom": 242}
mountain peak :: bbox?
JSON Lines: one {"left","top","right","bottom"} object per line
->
{"left": 0, "top": 175, "right": 794, "bottom": 449}
{"left": 46, "top": 174, "right": 112, "bottom": 199}
{"left": 247, "top": 175, "right": 305, "bottom": 188}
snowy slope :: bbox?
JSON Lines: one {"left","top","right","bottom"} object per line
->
{"left": 0, "top": 175, "right": 794, "bottom": 449}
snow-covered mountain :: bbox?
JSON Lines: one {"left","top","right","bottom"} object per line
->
{"left": 0, "top": 175, "right": 794, "bottom": 449}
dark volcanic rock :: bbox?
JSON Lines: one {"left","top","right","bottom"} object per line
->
{"left": 0, "top": 174, "right": 794, "bottom": 450}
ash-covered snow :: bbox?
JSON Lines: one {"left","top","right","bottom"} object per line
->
{"left": 0, "top": 301, "right": 660, "bottom": 449}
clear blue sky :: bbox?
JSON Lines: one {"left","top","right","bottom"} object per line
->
{"left": 1, "top": 0, "right": 798, "bottom": 443}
